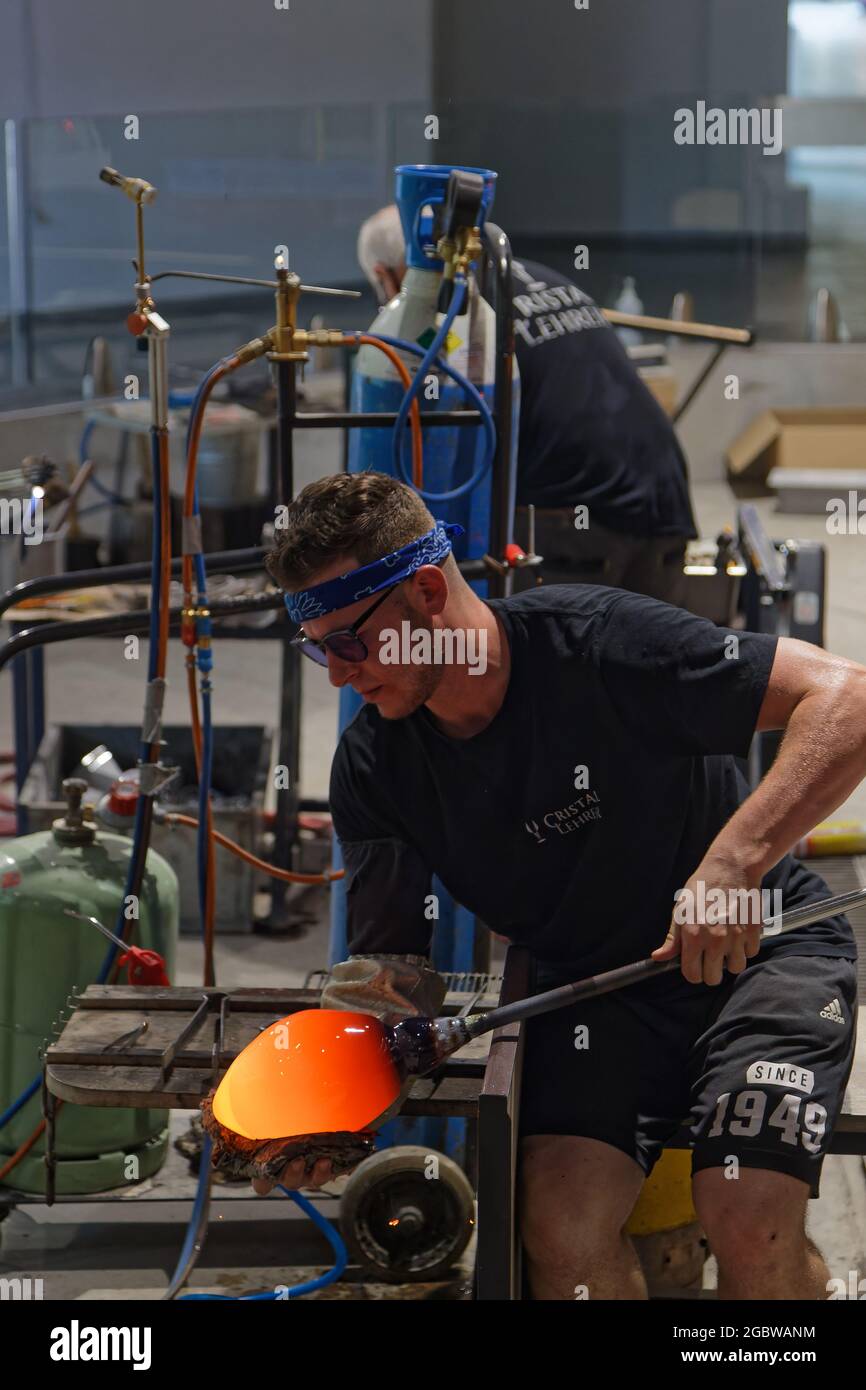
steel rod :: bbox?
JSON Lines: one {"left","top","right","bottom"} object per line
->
{"left": 148, "top": 269, "right": 360, "bottom": 297}
{"left": 466, "top": 885, "right": 866, "bottom": 1037}
{"left": 290, "top": 409, "right": 482, "bottom": 428}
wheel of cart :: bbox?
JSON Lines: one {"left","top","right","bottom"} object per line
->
{"left": 339, "top": 1145, "right": 475, "bottom": 1283}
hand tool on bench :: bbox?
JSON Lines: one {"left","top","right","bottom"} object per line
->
{"left": 102, "top": 1019, "right": 149, "bottom": 1053}
{"left": 64, "top": 908, "right": 171, "bottom": 986}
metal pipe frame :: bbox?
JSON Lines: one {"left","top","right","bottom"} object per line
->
{"left": 0, "top": 590, "right": 285, "bottom": 677}
{"left": 0, "top": 546, "right": 267, "bottom": 621}
{"left": 290, "top": 409, "right": 482, "bottom": 429}
{"left": 483, "top": 222, "right": 517, "bottom": 600}
{"left": 7, "top": 209, "right": 517, "bottom": 939}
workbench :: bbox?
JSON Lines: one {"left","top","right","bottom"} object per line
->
{"left": 38, "top": 970, "right": 520, "bottom": 1297}
{"left": 35, "top": 935, "right": 866, "bottom": 1301}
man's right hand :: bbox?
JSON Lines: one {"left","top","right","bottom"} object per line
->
{"left": 252, "top": 1155, "right": 339, "bottom": 1196}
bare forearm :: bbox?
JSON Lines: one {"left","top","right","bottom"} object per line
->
{"left": 709, "top": 671, "right": 866, "bottom": 879}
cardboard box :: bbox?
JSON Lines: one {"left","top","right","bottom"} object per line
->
{"left": 727, "top": 407, "right": 866, "bottom": 483}
{"left": 766, "top": 466, "right": 866, "bottom": 515}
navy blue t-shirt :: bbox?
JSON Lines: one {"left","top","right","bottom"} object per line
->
{"left": 507, "top": 258, "right": 698, "bottom": 540}
{"left": 330, "top": 587, "right": 854, "bottom": 976}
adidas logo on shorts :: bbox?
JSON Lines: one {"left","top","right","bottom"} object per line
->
{"left": 819, "top": 998, "right": 846, "bottom": 1024}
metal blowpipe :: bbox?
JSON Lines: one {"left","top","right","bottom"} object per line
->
{"left": 387, "top": 887, "right": 866, "bottom": 1079}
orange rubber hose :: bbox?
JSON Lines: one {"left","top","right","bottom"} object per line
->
{"left": 156, "top": 426, "right": 172, "bottom": 675}
{"left": 351, "top": 335, "right": 424, "bottom": 488}
{"left": 164, "top": 813, "right": 343, "bottom": 885}
{"left": 0, "top": 1109, "right": 58, "bottom": 1183}
{"left": 186, "top": 659, "right": 217, "bottom": 987}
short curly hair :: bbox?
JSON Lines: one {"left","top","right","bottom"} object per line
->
{"left": 266, "top": 472, "right": 436, "bottom": 591}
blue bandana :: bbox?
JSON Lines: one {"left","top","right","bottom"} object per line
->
{"left": 284, "top": 521, "right": 464, "bottom": 625}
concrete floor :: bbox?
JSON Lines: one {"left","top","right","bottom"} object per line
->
{"left": 2, "top": 403, "right": 866, "bottom": 1298}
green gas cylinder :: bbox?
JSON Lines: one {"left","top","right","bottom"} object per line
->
{"left": 0, "top": 779, "right": 180, "bottom": 1194}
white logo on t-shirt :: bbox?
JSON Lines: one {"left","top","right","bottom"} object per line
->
{"left": 523, "top": 790, "right": 602, "bottom": 844}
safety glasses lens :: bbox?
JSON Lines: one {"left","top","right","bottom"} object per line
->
{"left": 293, "top": 634, "right": 368, "bottom": 666}
{"left": 295, "top": 640, "right": 329, "bottom": 667}
{"left": 326, "top": 635, "right": 368, "bottom": 664}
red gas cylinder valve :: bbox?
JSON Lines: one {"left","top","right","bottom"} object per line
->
{"left": 118, "top": 946, "right": 171, "bottom": 987}
{"left": 107, "top": 778, "right": 138, "bottom": 820}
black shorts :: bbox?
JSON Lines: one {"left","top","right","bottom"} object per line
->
{"left": 519, "top": 953, "right": 858, "bottom": 1198}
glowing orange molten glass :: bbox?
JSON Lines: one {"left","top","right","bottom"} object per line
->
{"left": 211, "top": 1009, "right": 401, "bottom": 1140}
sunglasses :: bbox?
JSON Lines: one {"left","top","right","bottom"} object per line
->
{"left": 289, "top": 584, "right": 400, "bottom": 667}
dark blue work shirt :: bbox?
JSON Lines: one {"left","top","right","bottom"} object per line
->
{"left": 507, "top": 258, "right": 698, "bottom": 539}
{"left": 330, "top": 587, "right": 854, "bottom": 976}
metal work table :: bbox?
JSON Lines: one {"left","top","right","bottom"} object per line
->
{"left": 36, "top": 953, "right": 524, "bottom": 1299}
{"left": 27, "top": 941, "right": 866, "bottom": 1300}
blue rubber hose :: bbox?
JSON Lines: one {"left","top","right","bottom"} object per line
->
{"left": 373, "top": 331, "right": 497, "bottom": 449}
{"left": 196, "top": 680, "right": 213, "bottom": 944}
{"left": 176, "top": 1183, "right": 348, "bottom": 1300}
{"left": 0, "top": 1077, "right": 40, "bottom": 1133}
{"left": 145, "top": 428, "right": 164, "bottom": 686}
{"left": 97, "top": 426, "right": 166, "bottom": 983}
{"left": 361, "top": 322, "right": 497, "bottom": 503}
{"left": 183, "top": 367, "right": 222, "bottom": 960}
{"left": 376, "top": 331, "right": 497, "bottom": 488}
{"left": 4, "top": 395, "right": 216, "bottom": 1145}
{"left": 79, "top": 419, "right": 126, "bottom": 505}
{"left": 169, "top": 356, "right": 347, "bottom": 1295}
{"left": 80, "top": 419, "right": 95, "bottom": 460}
{"left": 390, "top": 273, "right": 467, "bottom": 489}
{"left": 386, "top": 274, "right": 495, "bottom": 503}
{"left": 185, "top": 361, "right": 230, "bottom": 458}
{"left": 162, "top": 1134, "right": 214, "bottom": 1300}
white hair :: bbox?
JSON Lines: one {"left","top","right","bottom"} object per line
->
{"left": 357, "top": 205, "right": 405, "bottom": 296}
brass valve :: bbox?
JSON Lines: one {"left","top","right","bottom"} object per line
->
{"left": 268, "top": 266, "right": 308, "bottom": 362}
{"left": 455, "top": 225, "right": 483, "bottom": 276}
{"left": 233, "top": 331, "right": 276, "bottom": 366}
{"left": 291, "top": 328, "right": 346, "bottom": 349}
{"left": 436, "top": 225, "right": 482, "bottom": 277}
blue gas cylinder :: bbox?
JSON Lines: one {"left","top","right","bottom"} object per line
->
{"left": 334, "top": 168, "right": 522, "bottom": 1165}
{"left": 333, "top": 163, "right": 520, "bottom": 959}
{"left": 348, "top": 164, "right": 518, "bottom": 566}
{"left": 331, "top": 164, "right": 520, "bottom": 990}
